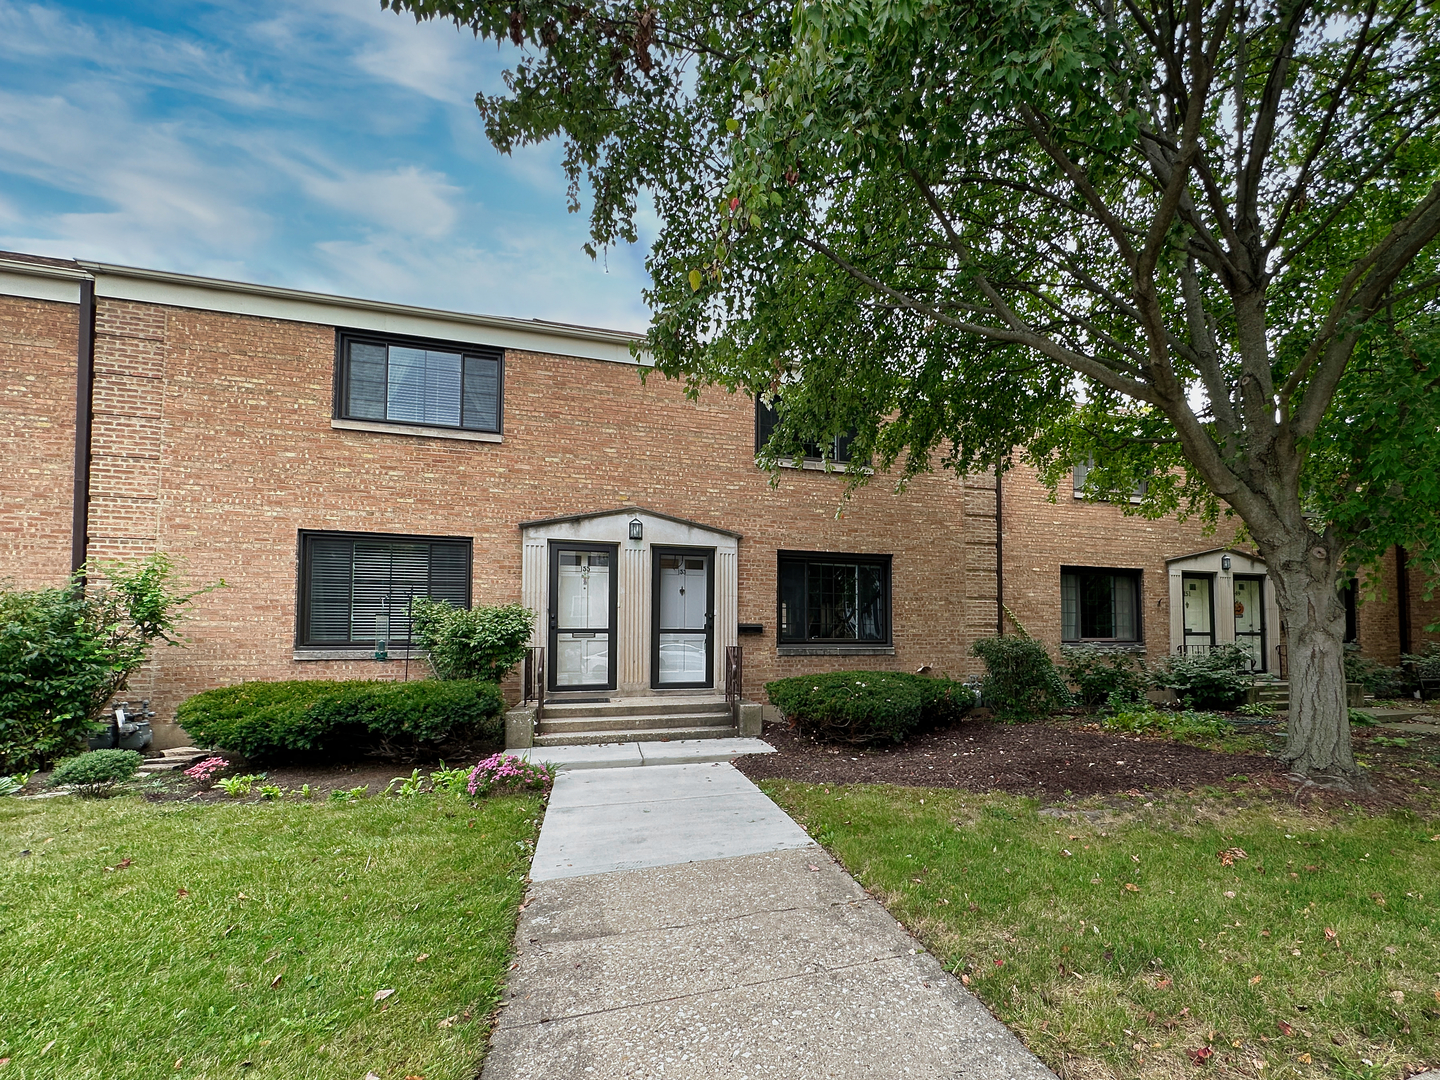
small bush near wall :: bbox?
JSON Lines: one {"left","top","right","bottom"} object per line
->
{"left": 1060, "top": 647, "right": 1149, "bottom": 710}
{"left": 971, "top": 636, "right": 1073, "bottom": 722}
{"left": 765, "top": 672, "right": 975, "bottom": 745}
{"left": 176, "top": 679, "right": 504, "bottom": 761}
{"left": 0, "top": 555, "right": 218, "bottom": 771}
{"left": 1344, "top": 645, "right": 1404, "bottom": 699}
{"left": 1151, "top": 644, "right": 1251, "bottom": 710}
{"left": 410, "top": 599, "right": 533, "bottom": 683}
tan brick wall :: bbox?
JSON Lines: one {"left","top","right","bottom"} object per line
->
{"left": 999, "top": 465, "right": 1221, "bottom": 661}
{"left": 0, "top": 296, "right": 77, "bottom": 588}
{"left": 1358, "top": 548, "right": 1440, "bottom": 666}
{"left": 79, "top": 300, "right": 994, "bottom": 741}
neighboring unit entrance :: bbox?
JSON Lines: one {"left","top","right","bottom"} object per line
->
{"left": 549, "top": 542, "right": 618, "bottom": 692}
{"left": 652, "top": 547, "right": 714, "bottom": 688}
{"left": 1233, "top": 574, "right": 1266, "bottom": 672}
{"left": 1181, "top": 573, "right": 1215, "bottom": 652}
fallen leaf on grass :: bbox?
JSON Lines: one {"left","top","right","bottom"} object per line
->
{"left": 104, "top": 857, "right": 132, "bottom": 872}
{"left": 1156, "top": 977, "right": 1173, "bottom": 990}
{"left": 438, "top": 1015, "right": 458, "bottom": 1029}
{"left": 40, "top": 1041, "right": 56, "bottom": 1056}
{"left": 1218, "top": 848, "right": 1248, "bottom": 867}
{"left": 176, "top": 888, "right": 189, "bottom": 899}
{"left": 1187, "top": 1046, "right": 1214, "bottom": 1065}
{"left": 374, "top": 988, "right": 395, "bottom": 1003}
{"left": 1388, "top": 990, "right": 1404, "bottom": 1004}
{"left": 1297, "top": 1053, "right": 1312, "bottom": 1064}
{"left": 1278, "top": 1020, "right": 1294, "bottom": 1036}
{"left": 960, "top": 974, "right": 970, "bottom": 985}
{"left": 1323, "top": 928, "right": 1338, "bottom": 946}
{"left": 1224, "top": 891, "right": 1236, "bottom": 898}
{"left": 414, "top": 953, "right": 430, "bottom": 963}
{"left": 1250, "top": 975, "right": 1263, "bottom": 985}
{"left": 1124, "top": 883, "right": 1140, "bottom": 892}
{"left": 270, "top": 973, "right": 283, "bottom": 989}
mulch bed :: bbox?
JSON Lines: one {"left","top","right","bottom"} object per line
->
{"left": 734, "top": 718, "right": 1440, "bottom": 810}
{"left": 735, "top": 718, "right": 1277, "bottom": 797}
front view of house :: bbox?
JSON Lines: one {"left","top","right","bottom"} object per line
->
{"left": 3, "top": 250, "right": 1432, "bottom": 749}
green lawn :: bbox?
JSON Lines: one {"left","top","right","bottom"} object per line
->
{"left": 764, "top": 781, "right": 1440, "bottom": 1080}
{"left": 0, "top": 792, "right": 541, "bottom": 1079}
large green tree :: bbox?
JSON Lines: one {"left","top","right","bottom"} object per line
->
{"left": 388, "top": 0, "right": 1440, "bottom": 788}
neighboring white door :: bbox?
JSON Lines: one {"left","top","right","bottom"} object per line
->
{"left": 550, "top": 546, "right": 615, "bottom": 690}
{"left": 1182, "top": 574, "right": 1214, "bottom": 651}
{"left": 1233, "top": 576, "right": 1266, "bottom": 672}
{"left": 654, "top": 550, "right": 712, "bottom": 687}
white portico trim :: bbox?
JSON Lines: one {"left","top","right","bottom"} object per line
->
{"left": 519, "top": 507, "right": 740, "bottom": 697}
{"left": 1166, "top": 547, "right": 1283, "bottom": 673}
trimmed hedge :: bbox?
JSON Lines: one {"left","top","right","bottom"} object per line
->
{"left": 971, "top": 635, "right": 1073, "bottom": 722}
{"left": 48, "top": 749, "right": 142, "bottom": 795}
{"left": 765, "top": 671, "right": 976, "bottom": 744}
{"left": 176, "top": 678, "right": 504, "bottom": 761}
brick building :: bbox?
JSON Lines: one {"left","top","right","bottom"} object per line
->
{"left": 1, "top": 251, "right": 1432, "bottom": 748}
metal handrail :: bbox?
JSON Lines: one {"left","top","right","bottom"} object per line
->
{"left": 724, "top": 644, "right": 742, "bottom": 707}
{"left": 522, "top": 646, "right": 545, "bottom": 720}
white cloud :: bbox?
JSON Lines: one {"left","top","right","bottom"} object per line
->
{"left": 0, "top": 0, "right": 656, "bottom": 330}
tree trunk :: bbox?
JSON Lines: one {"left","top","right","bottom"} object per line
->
{"left": 1264, "top": 539, "right": 1362, "bottom": 788}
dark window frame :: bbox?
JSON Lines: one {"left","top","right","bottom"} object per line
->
{"left": 334, "top": 328, "right": 505, "bottom": 435}
{"left": 1060, "top": 566, "right": 1144, "bottom": 644}
{"left": 776, "top": 550, "right": 893, "bottom": 646}
{"left": 755, "top": 398, "right": 854, "bottom": 465}
{"left": 295, "top": 528, "right": 473, "bottom": 649}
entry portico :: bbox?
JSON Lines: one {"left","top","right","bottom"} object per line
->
{"left": 519, "top": 507, "right": 740, "bottom": 698}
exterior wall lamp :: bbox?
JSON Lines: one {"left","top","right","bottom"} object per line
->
{"left": 629, "top": 518, "right": 643, "bottom": 541}
{"left": 1221, "top": 554, "right": 1232, "bottom": 571}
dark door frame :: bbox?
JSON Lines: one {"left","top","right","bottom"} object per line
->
{"left": 548, "top": 540, "right": 620, "bottom": 693}
{"left": 1232, "top": 573, "right": 1267, "bottom": 672}
{"left": 650, "top": 545, "right": 716, "bottom": 690}
{"left": 1181, "top": 572, "right": 1217, "bottom": 648}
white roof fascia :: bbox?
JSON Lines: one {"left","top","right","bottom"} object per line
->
{"left": 78, "top": 261, "right": 650, "bottom": 366}
{"left": 0, "top": 257, "right": 91, "bottom": 305}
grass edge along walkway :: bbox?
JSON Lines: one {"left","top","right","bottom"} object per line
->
{"left": 0, "top": 792, "right": 542, "bottom": 1079}
{"left": 762, "top": 780, "right": 1440, "bottom": 1080}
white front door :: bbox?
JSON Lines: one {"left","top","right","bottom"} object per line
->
{"left": 653, "top": 548, "right": 713, "bottom": 687}
{"left": 549, "top": 544, "right": 617, "bottom": 691}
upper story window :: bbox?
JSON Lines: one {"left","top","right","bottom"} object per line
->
{"left": 297, "top": 530, "right": 471, "bottom": 648}
{"left": 1073, "top": 458, "right": 1148, "bottom": 502}
{"left": 778, "top": 551, "right": 891, "bottom": 645}
{"left": 756, "top": 399, "right": 854, "bottom": 464}
{"left": 1061, "top": 567, "right": 1141, "bottom": 643}
{"left": 336, "top": 330, "right": 502, "bottom": 434}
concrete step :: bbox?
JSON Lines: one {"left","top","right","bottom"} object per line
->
{"left": 538, "top": 710, "right": 734, "bottom": 736}
{"left": 540, "top": 696, "right": 730, "bottom": 721}
{"left": 136, "top": 747, "right": 212, "bottom": 774}
{"left": 533, "top": 725, "right": 740, "bottom": 747}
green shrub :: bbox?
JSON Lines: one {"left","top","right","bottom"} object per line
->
{"left": 0, "top": 555, "right": 218, "bottom": 771}
{"left": 765, "top": 671, "right": 974, "bottom": 744}
{"left": 410, "top": 599, "right": 533, "bottom": 682}
{"left": 1150, "top": 644, "right": 1251, "bottom": 709}
{"left": 176, "top": 678, "right": 504, "bottom": 761}
{"left": 1401, "top": 641, "right": 1440, "bottom": 682}
{"left": 47, "top": 749, "right": 142, "bottom": 796}
{"left": 971, "top": 636, "right": 1072, "bottom": 722}
{"left": 1060, "top": 646, "right": 1148, "bottom": 710}
{"left": 1102, "top": 704, "right": 1230, "bottom": 742}
{"left": 1344, "top": 644, "right": 1404, "bottom": 698}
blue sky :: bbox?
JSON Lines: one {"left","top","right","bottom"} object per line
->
{"left": 0, "top": 0, "right": 654, "bottom": 330}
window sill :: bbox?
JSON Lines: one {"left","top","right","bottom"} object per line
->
{"left": 1060, "top": 641, "right": 1147, "bottom": 651}
{"left": 293, "top": 647, "right": 428, "bottom": 661}
{"left": 776, "top": 644, "right": 895, "bottom": 656}
{"left": 332, "top": 418, "right": 502, "bottom": 443}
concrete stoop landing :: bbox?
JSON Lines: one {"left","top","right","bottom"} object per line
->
{"left": 535, "top": 695, "right": 738, "bottom": 746}
{"left": 136, "top": 746, "right": 212, "bottom": 775}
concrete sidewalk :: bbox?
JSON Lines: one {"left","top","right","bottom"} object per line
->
{"left": 483, "top": 763, "right": 1055, "bottom": 1079}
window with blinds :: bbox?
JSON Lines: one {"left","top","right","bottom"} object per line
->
{"left": 297, "top": 531, "right": 471, "bottom": 647}
{"left": 337, "top": 331, "right": 502, "bottom": 433}
{"left": 1060, "top": 567, "right": 1141, "bottom": 643}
